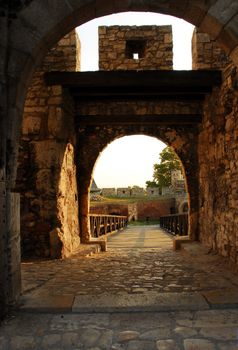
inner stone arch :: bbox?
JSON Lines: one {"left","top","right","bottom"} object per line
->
{"left": 89, "top": 134, "right": 190, "bottom": 223}
{"left": 77, "top": 128, "right": 197, "bottom": 244}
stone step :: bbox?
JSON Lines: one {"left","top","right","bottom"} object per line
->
{"left": 20, "top": 292, "right": 210, "bottom": 313}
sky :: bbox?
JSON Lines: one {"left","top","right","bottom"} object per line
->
{"left": 76, "top": 12, "right": 194, "bottom": 188}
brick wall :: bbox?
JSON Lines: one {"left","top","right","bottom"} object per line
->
{"left": 99, "top": 25, "right": 173, "bottom": 70}
{"left": 137, "top": 199, "right": 175, "bottom": 220}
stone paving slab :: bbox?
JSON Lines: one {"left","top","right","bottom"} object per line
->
{"left": 202, "top": 289, "right": 238, "bottom": 308}
{"left": 20, "top": 294, "right": 74, "bottom": 313}
{"left": 72, "top": 292, "right": 209, "bottom": 313}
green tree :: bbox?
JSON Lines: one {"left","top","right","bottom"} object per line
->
{"left": 145, "top": 180, "right": 159, "bottom": 188}
{"left": 146, "top": 147, "right": 182, "bottom": 189}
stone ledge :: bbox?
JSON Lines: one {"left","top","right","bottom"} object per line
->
{"left": 72, "top": 292, "right": 209, "bottom": 313}
{"left": 173, "top": 236, "right": 191, "bottom": 250}
{"left": 87, "top": 238, "right": 107, "bottom": 252}
{"left": 70, "top": 243, "right": 102, "bottom": 257}
{"left": 20, "top": 294, "right": 74, "bottom": 313}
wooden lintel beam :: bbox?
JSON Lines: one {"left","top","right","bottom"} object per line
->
{"left": 73, "top": 90, "right": 208, "bottom": 98}
{"left": 45, "top": 70, "right": 222, "bottom": 90}
{"left": 76, "top": 114, "right": 202, "bottom": 125}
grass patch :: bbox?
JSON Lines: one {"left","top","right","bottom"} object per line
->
{"left": 90, "top": 195, "right": 174, "bottom": 205}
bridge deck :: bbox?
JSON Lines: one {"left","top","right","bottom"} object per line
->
{"left": 107, "top": 225, "right": 172, "bottom": 249}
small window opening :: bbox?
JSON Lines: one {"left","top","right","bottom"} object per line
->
{"left": 126, "top": 40, "right": 146, "bottom": 59}
{"left": 133, "top": 53, "right": 139, "bottom": 60}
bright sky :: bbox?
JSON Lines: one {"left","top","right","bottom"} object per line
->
{"left": 76, "top": 12, "right": 194, "bottom": 188}
{"left": 92, "top": 136, "right": 165, "bottom": 188}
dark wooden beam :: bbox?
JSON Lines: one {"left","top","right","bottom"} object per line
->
{"left": 45, "top": 70, "right": 222, "bottom": 89}
{"left": 73, "top": 90, "right": 208, "bottom": 101}
{"left": 45, "top": 70, "right": 221, "bottom": 102}
{"left": 76, "top": 114, "right": 202, "bottom": 125}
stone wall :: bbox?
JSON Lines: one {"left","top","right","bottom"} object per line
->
{"left": 77, "top": 100, "right": 201, "bottom": 117}
{"left": 191, "top": 29, "right": 238, "bottom": 263}
{"left": 198, "top": 64, "right": 238, "bottom": 263}
{"left": 131, "top": 187, "right": 145, "bottom": 197}
{"left": 16, "top": 31, "right": 81, "bottom": 258}
{"left": 117, "top": 188, "right": 131, "bottom": 197}
{"left": 101, "top": 188, "right": 116, "bottom": 196}
{"left": 90, "top": 199, "right": 173, "bottom": 221}
{"left": 192, "top": 28, "right": 231, "bottom": 70}
{"left": 146, "top": 187, "right": 160, "bottom": 196}
{"left": 99, "top": 25, "right": 173, "bottom": 70}
{"left": 137, "top": 199, "right": 175, "bottom": 221}
{"left": 90, "top": 204, "right": 128, "bottom": 216}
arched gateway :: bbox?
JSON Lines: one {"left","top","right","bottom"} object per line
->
{"left": 1, "top": 1, "right": 238, "bottom": 316}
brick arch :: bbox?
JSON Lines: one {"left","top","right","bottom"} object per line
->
{"left": 77, "top": 126, "right": 198, "bottom": 243}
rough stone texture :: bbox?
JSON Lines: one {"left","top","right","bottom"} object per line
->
{"left": 137, "top": 200, "right": 175, "bottom": 221}
{"left": 117, "top": 188, "right": 131, "bottom": 197}
{"left": 147, "top": 187, "right": 160, "bottom": 196}
{"left": 101, "top": 188, "right": 116, "bottom": 196}
{"left": 192, "top": 27, "right": 232, "bottom": 70}
{"left": 90, "top": 203, "right": 129, "bottom": 217}
{"left": 99, "top": 25, "right": 173, "bottom": 71}
{"left": 156, "top": 339, "right": 177, "bottom": 350}
{"left": 2, "top": 308, "right": 238, "bottom": 350}
{"left": 16, "top": 30, "right": 81, "bottom": 258}
{"left": 198, "top": 63, "right": 238, "bottom": 264}
{"left": 183, "top": 338, "right": 215, "bottom": 350}
{"left": 77, "top": 100, "right": 201, "bottom": 117}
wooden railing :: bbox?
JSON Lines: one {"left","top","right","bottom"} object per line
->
{"left": 160, "top": 213, "right": 188, "bottom": 236}
{"left": 89, "top": 214, "right": 128, "bottom": 238}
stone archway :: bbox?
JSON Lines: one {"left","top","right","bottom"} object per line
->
{"left": 76, "top": 126, "right": 198, "bottom": 244}
{"left": 4, "top": 2, "right": 238, "bottom": 157}
{"left": 2, "top": 0, "right": 238, "bottom": 316}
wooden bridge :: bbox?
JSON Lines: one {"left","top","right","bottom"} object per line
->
{"left": 89, "top": 213, "right": 188, "bottom": 238}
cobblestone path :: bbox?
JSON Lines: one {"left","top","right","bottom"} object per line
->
{"left": 21, "top": 226, "right": 238, "bottom": 297}
{"left": 1, "top": 225, "right": 238, "bottom": 349}
{"left": 1, "top": 309, "right": 238, "bottom": 349}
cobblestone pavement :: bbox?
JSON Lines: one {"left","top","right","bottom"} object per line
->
{"left": 1, "top": 225, "right": 238, "bottom": 349}
{"left": 1, "top": 309, "right": 238, "bottom": 349}
{"left": 21, "top": 226, "right": 238, "bottom": 297}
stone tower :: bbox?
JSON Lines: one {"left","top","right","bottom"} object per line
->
{"left": 99, "top": 25, "right": 173, "bottom": 70}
